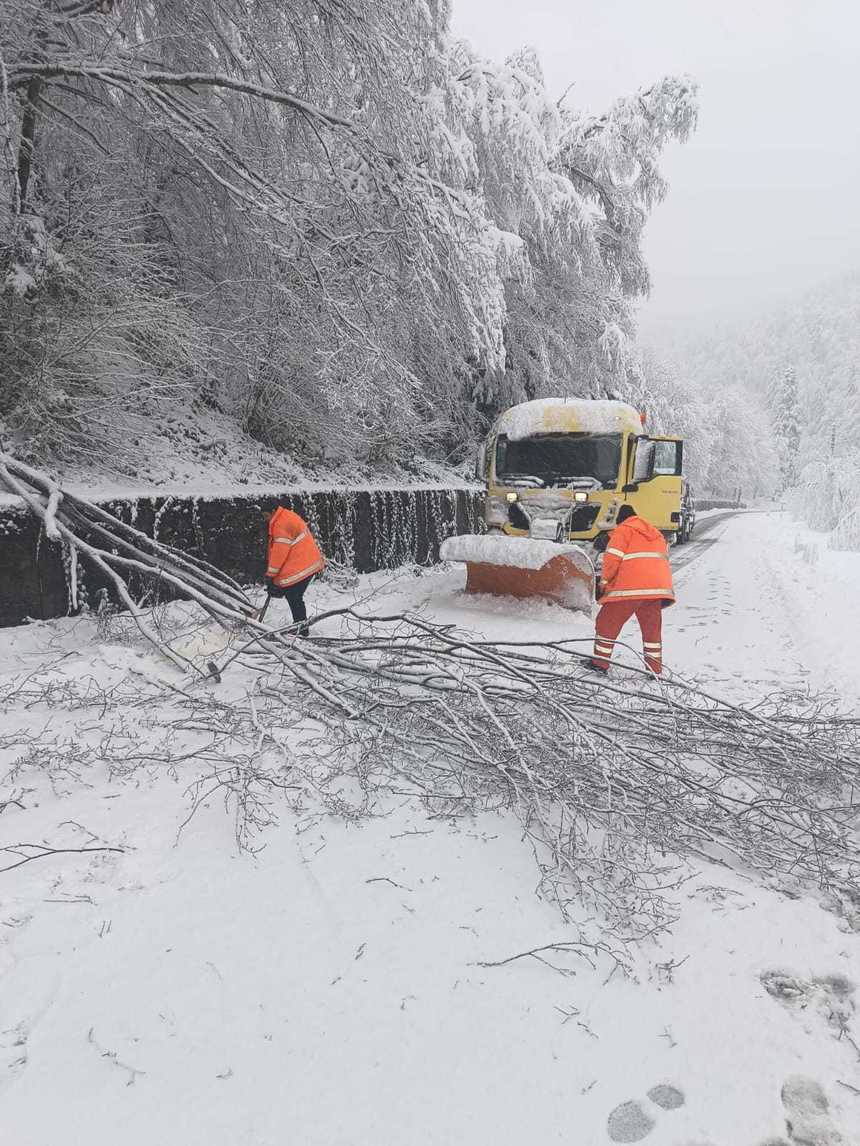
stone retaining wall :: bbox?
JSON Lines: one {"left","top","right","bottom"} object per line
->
{"left": 0, "top": 487, "right": 483, "bottom": 628}
{"left": 696, "top": 499, "right": 746, "bottom": 511}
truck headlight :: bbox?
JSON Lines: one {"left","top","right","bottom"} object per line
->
{"left": 505, "top": 491, "right": 519, "bottom": 503}
{"left": 573, "top": 491, "right": 588, "bottom": 503}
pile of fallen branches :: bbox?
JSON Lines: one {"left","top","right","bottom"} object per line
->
{"left": 5, "top": 456, "right": 860, "bottom": 952}
{"left": 196, "top": 609, "right": 860, "bottom": 941}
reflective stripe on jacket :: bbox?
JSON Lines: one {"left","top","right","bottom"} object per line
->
{"left": 267, "top": 507, "right": 325, "bottom": 588}
{"left": 599, "top": 515, "right": 674, "bottom": 605}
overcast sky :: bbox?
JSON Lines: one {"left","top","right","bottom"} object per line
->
{"left": 451, "top": 0, "right": 860, "bottom": 336}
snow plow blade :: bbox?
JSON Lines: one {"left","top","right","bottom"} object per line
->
{"left": 440, "top": 534, "right": 595, "bottom": 612}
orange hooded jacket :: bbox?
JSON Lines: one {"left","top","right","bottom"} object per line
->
{"left": 266, "top": 507, "right": 325, "bottom": 588}
{"left": 598, "top": 514, "right": 674, "bottom": 606}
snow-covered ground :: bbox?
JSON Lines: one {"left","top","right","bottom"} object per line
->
{"left": 2, "top": 511, "right": 859, "bottom": 1146}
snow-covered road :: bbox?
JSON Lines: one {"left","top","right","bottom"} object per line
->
{"left": 670, "top": 512, "right": 860, "bottom": 705}
{"left": 1, "top": 512, "right": 859, "bottom": 1146}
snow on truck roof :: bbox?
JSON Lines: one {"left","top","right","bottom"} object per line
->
{"left": 495, "top": 399, "right": 643, "bottom": 440}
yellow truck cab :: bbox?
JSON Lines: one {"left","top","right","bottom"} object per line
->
{"left": 477, "top": 398, "right": 684, "bottom": 542}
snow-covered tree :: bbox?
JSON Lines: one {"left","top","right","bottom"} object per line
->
{"left": 1, "top": 0, "right": 499, "bottom": 464}
{"left": 447, "top": 50, "right": 698, "bottom": 415}
{"left": 0, "top": 1, "right": 699, "bottom": 475}
{"left": 769, "top": 366, "right": 801, "bottom": 491}
{"left": 633, "top": 352, "right": 779, "bottom": 499}
{"left": 705, "top": 388, "right": 780, "bottom": 500}
{"left": 632, "top": 353, "right": 713, "bottom": 486}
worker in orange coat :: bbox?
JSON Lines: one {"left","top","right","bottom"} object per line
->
{"left": 589, "top": 505, "right": 674, "bottom": 674}
{"left": 264, "top": 505, "right": 325, "bottom": 636}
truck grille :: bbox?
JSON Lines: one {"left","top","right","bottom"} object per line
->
{"left": 507, "top": 502, "right": 599, "bottom": 534}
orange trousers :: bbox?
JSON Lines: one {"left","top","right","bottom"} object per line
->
{"left": 592, "top": 600, "right": 664, "bottom": 674}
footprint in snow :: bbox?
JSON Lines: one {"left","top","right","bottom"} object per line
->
{"left": 755, "top": 1076, "right": 845, "bottom": 1146}
{"left": 606, "top": 1084, "right": 685, "bottom": 1142}
{"left": 780, "top": 1076, "right": 844, "bottom": 1145}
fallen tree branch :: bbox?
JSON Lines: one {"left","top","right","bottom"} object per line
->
{"left": 476, "top": 939, "right": 626, "bottom": 974}
{"left": 1, "top": 843, "right": 125, "bottom": 873}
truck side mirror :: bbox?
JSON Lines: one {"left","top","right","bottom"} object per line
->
{"left": 632, "top": 438, "right": 655, "bottom": 484}
{"left": 475, "top": 443, "right": 487, "bottom": 481}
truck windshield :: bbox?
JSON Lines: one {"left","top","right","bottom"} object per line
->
{"left": 495, "top": 433, "right": 622, "bottom": 488}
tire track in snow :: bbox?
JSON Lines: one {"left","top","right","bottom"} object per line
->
{"left": 671, "top": 510, "right": 740, "bottom": 576}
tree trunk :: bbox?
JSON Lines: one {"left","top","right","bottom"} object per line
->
{"left": 16, "top": 74, "right": 43, "bottom": 211}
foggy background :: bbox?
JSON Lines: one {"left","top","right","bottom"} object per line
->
{"left": 451, "top": 0, "right": 860, "bottom": 335}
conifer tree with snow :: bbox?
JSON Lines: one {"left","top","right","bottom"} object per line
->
{"left": 769, "top": 367, "right": 801, "bottom": 491}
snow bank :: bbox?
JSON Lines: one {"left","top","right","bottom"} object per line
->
{"left": 0, "top": 401, "right": 480, "bottom": 505}
{"left": 495, "top": 398, "right": 642, "bottom": 440}
{"left": 0, "top": 478, "right": 480, "bottom": 510}
{"left": 441, "top": 533, "right": 593, "bottom": 571}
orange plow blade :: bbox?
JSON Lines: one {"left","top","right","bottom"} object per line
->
{"left": 440, "top": 535, "right": 594, "bottom": 612}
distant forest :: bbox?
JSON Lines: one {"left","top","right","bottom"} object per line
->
{"left": 657, "top": 271, "right": 860, "bottom": 540}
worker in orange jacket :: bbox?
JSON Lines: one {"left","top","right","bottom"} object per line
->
{"left": 589, "top": 505, "right": 674, "bottom": 674}
{"left": 264, "top": 505, "right": 325, "bottom": 636}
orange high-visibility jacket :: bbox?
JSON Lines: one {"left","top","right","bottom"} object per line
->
{"left": 598, "top": 515, "right": 674, "bottom": 606}
{"left": 266, "top": 507, "right": 325, "bottom": 588}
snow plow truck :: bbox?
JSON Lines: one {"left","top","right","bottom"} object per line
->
{"left": 441, "top": 398, "right": 685, "bottom": 611}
